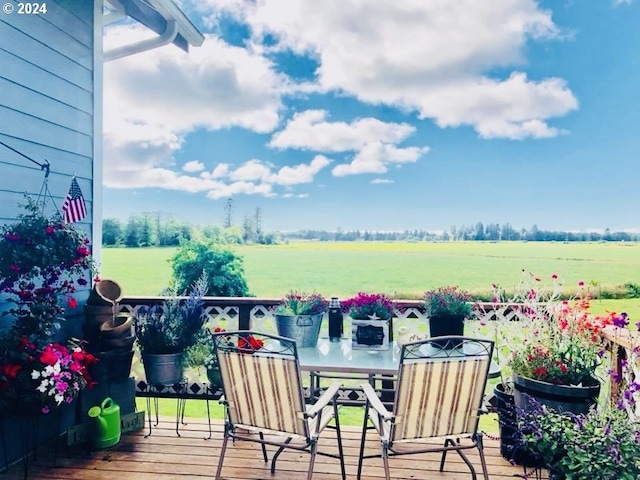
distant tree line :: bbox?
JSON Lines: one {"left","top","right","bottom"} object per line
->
{"left": 103, "top": 213, "right": 639, "bottom": 247}
{"left": 280, "top": 222, "right": 639, "bottom": 242}
{"left": 102, "top": 205, "right": 278, "bottom": 247}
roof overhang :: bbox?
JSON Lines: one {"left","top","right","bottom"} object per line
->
{"left": 104, "top": 0, "right": 204, "bottom": 61}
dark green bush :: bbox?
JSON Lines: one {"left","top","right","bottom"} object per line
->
{"left": 170, "top": 240, "right": 250, "bottom": 297}
{"left": 624, "top": 282, "right": 640, "bottom": 298}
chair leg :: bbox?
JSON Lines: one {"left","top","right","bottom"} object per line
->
{"left": 270, "top": 437, "right": 292, "bottom": 474}
{"left": 455, "top": 447, "right": 478, "bottom": 480}
{"left": 356, "top": 405, "right": 370, "bottom": 480}
{"left": 439, "top": 438, "right": 453, "bottom": 471}
{"left": 215, "top": 425, "right": 231, "bottom": 480}
{"left": 476, "top": 432, "right": 490, "bottom": 480}
{"left": 333, "top": 402, "right": 347, "bottom": 480}
{"left": 381, "top": 441, "right": 391, "bottom": 480}
{"left": 259, "top": 432, "right": 268, "bottom": 463}
{"left": 306, "top": 439, "right": 318, "bottom": 480}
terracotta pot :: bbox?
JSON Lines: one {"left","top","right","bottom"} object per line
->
{"left": 99, "top": 314, "right": 133, "bottom": 338}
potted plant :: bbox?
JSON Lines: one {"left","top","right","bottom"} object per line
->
{"left": 342, "top": 292, "right": 395, "bottom": 350}
{"left": 509, "top": 287, "right": 606, "bottom": 415}
{"left": 134, "top": 274, "right": 207, "bottom": 385}
{"left": 422, "top": 286, "right": 472, "bottom": 347}
{"left": 0, "top": 332, "right": 98, "bottom": 415}
{"left": 185, "top": 329, "right": 221, "bottom": 391}
{"left": 515, "top": 316, "right": 640, "bottom": 480}
{"left": 472, "top": 272, "right": 610, "bottom": 466}
{"left": 0, "top": 196, "right": 97, "bottom": 415}
{"left": 470, "top": 272, "right": 568, "bottom": 464}
{"left": 274, "top": 291, "right": 328, "bottom": 348}
{"left": 0, "top": 195, "right": 94, "bottom": 343}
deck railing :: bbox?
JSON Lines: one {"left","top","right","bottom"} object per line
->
{"left": 117, "top": 296, "right": 639, "bottom": 415}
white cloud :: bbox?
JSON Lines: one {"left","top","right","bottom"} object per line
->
{"left": 269, "top": 110, "right": 415, "bottom": 151}
{"left": 613, "top": 0, "right": 633, "bottom": 5}
{"left": 202, "top": 0, "right": 577, "bottom": 140}
{"left": 229, "top": 159, "right": 274, "bottom": 182}
{"left": 371, "top": 178, "right": 394, "bottom": 185}
{"left": 332, "top": 142, "right": 428, "bottom": 177}
{"left": 183, "top": 160, "right": 205, "bottom": 172}
{"left": 271, "top": 155, "right": 331, "bottom": 185}
{"left": 103, "top": 25, "right": 287, "bottom": 189}
{"left": 205, "top": 181, "right": 274, "bottom": 199}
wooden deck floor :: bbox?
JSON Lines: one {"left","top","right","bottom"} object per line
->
{"left": 3, "top": 416, "right": 540, "bottom": 479}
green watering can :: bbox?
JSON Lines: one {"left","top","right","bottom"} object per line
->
{"left": 88, "top": 397, "right": 121, "bottom": 449}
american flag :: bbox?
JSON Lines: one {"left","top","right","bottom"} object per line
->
{"left": 62, "top": 177, "right": 87, "bottom": 224}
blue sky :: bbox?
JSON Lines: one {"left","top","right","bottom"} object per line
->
{"left": 102, "top": 0, "right": 639, "bottom": 233}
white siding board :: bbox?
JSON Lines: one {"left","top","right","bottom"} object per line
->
{"left": 0, "top": 20, "right": 92, "bottom": 91}
{"left": 0, "top": 190, "right": 93, "bottom": 228}
{"left": 54, "top": 0, "right": 93, "bottom": 26}
{"left": 0, "top": 78, "right": 92, "bottom": 135}
{"left": 4, "top": 7, "right": 92, "bottom": 68}
{"left": 0, "top": 49, "right": 92, "bottom": 111}
{"left": 0, "top": 106, "right": 92, "bottom": 157}
{"left": 0, "top": 134, "right": 92, "bottom": 175}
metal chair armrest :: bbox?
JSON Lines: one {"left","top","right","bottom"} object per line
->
{"left": 361, "top": 383, "right": 393, "bottom": 421}
{"left": 306, "top": 381, "right": 342, "bottom": 418}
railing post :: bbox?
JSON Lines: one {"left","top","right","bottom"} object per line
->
{"left": 238, "top": 304, "right": 252, "bottom": 330}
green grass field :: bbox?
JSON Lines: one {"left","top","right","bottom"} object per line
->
{"left": 105, "top": 241, "right": 640, "bottom": 428}
{"left": 101, "top": 241, "right": 640, "bottom": 317}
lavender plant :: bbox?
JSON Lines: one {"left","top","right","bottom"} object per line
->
{"left": 134, "top": 273, "right": 208, "bottom": 354}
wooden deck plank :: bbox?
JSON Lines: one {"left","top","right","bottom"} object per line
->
{"left": 2, "top": 417, "right": 536, "bottom": 479}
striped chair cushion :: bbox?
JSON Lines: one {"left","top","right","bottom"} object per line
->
{"left": 391, "top": 357, "right": 490, "bottom": 441}
{"left": 218, "top": 351, "right": 308, "bottom": 437}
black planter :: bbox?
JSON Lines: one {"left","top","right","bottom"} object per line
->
{"left": 494, "top": 383, "right": 543, "bottom": 468}
{"left": 91, "top": 349, "right": 134, "bottom": 383}
{"left": 513, "top": 374, "right": 600, "bottom": 415}
{"left": 428, "top": 314, "right": 464, "bottom": 348}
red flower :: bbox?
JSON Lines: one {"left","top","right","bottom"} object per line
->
{"left": 45, "top": 226, "right": 55, "bottom": 235}
{"left": 534, "top": 366, "right": 547, "bottom": 377}
{"left": 1, "top": 363, "right": 22, "bottom": 380}
{"left": 66, "top": 297, "right": 78, "bottom": 309}
{"left": 39, "top": 345, "right": 59, "bottom": 366}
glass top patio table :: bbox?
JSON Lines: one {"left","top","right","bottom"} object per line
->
{"left": 295, "top": 338, "right": 500, "bottom": 378}
{"left": 296, "top": 338, "right": 401, "bottom": 375}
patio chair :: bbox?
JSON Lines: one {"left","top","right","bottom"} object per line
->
{"left": 357, "top": 336, "right": 494, "bottom": 480}
{"left": 212, "top": 331, "right": 346, "bottom": 480}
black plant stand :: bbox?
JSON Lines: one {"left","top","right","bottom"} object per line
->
{"left": 140, "top": 381, "right": 188, "bottom": 437}
{"left": 0, "top": 408, "right": 63, "bottom": 479}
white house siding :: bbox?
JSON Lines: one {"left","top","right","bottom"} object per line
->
{"left": 0, "top": 0, "right": 95, "bottom": 331}
{"left": 0, "top": 1, "right": 98, "bottom": 465}
{"left": 0, "top": 0, "right": 93, "bottom": 221}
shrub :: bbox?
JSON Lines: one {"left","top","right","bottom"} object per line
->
{"left": 170, "top": 239, "right": 250, "bottom": 297}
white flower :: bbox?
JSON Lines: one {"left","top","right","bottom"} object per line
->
{"left": 31, "top": 370, "right": 41, "bottom": 379}
{"left": 54, "top": 393, "right": 64, "bottom": 405}
{"left": 36, "top": 380, "right": 48, "bottom": 393}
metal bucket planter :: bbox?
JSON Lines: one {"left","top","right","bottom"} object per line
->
{"left": 274, "top": 313, "right": 324, "bottom": 348}
{"left": 142, "top": 352, "right": 185, "bottom": 385}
